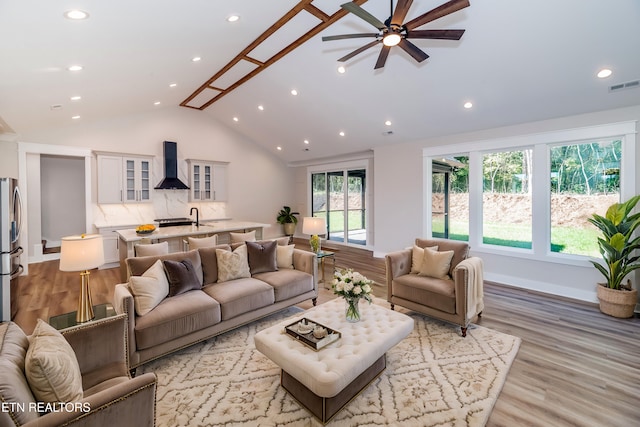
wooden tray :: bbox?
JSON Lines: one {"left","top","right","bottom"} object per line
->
{"left": 284, "top": 318, "right": 341, "bottom": 351}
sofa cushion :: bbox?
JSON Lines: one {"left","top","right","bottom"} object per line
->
{"left": 198, "top": 244, "right": 232, "bottom": 285}
{"left": 188, "top": 234, "right": 218, "bottom": 249}
{"left": 203, "top": 278, "right": 275, "bottom": 320}
{"left": 127, "top": 249, "right": 203, "bottom": 285}
{"left": 163, "top": 258, "right": 202, "bottom": 297}
{"left": 134, "top": 290, "right": 221, "bottom": 350}
{"left": 252, "top": 270, "right": 314, "bottom": 302}
{"left": 230, "top": 230, "right": 256, "bottom": 243}
{"left": 247, "top": 240, "right": 278, "bottom": 274}
{"left": 411, "top": 245, "right": 438, "bottom": 274}
{"left": 392, "top": 274, "right": 456, "bottom": 314}
{"left": 0, "top": 322, "right": 39, "bottom": 425}
{"left": 276, "top": 244, "right": 295, "bottom": 269}
{"left": 216, "top": 245, "right": 251, "bottom": 282}
{"left": 25, "top": 319, "right": 84, "bottom": 404}
{"left": 135, "top": 241, "right": 169, "bottom": 257}
{"left": 129, "top": 259, "right": 170, "bottom": 316}
{"left": 419, "top": 249, "right": 455, "bottom": 279}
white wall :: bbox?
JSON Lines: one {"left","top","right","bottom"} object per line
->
{"left": 20, "top": 106, "right": 297, "bottom": 239}
{"left": 371, "top": 104, "right": 640, "bottom": 303}
{"left": 0, "top": 138, "right": 18, "bottom": 178}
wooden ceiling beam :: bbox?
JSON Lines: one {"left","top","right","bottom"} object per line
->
{"left": 181, "top": 0, "right": 368, "bottom": 109}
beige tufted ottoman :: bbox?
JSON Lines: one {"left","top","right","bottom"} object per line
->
{"left": 254, "top": 298, "right": 414, "bottom": 423}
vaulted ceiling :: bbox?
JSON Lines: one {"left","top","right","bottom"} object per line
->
{"left": 1, "top": 0, "right": 639, "bottom": 163}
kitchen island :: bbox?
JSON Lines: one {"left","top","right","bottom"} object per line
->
{"left": 115, "top": 220, "right": 268, "bottom": 280}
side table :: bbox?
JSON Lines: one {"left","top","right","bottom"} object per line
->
{"left": 49, "top": 303, "right": 117, "bottom": 330}
{"left": 316, "top": 250, "right": 336, "bottom": 288}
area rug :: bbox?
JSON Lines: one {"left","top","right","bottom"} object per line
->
{"left": 140, "top": 301, "right": 520, "bottom": 426}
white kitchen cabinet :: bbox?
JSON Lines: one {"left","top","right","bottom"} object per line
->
{"left": 96, "top": 224, "right": 137, "bottom": 268}
{"left": 96, "top": 153, "right": 153, "bottom": 204}
{"left": 186, "top": 159, "right": 228, "bottom": 202}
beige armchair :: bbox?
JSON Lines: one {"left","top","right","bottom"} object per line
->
{"left": 385, "top": 238, "right": 484, "bottom": 337}
{"left": 0, "top": 314, "right": 157, "bottom": 427}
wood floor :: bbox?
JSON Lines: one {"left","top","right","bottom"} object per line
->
{"left": 11, "top": 242, "right": 640, "bottom": 426}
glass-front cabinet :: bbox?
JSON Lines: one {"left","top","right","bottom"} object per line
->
{"left": 124, "top": 157, "right": 151, "bottom": 202}
{"left": 186, "top": 159, "right": 228, "bottom": 202}
{"left": 96, "top": 152, "right": 153, "bottom": 204}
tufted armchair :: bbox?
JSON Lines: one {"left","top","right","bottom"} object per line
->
{"left": 385, "top": 238, "right": 484, "bottom": 337}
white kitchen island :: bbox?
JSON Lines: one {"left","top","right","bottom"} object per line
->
{"left": 115, "top": 220, "right": 268, "bottom": 280}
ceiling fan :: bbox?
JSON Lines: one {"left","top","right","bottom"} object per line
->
{"left": 323, "top": 0, "right": 470, "bottom": 69}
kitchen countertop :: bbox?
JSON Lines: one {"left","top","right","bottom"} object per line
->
{"left": 115, "top": 220, "right": 269, "bottom": 242}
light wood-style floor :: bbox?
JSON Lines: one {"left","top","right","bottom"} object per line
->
{"left": 11, "top": 242, "right": 640, "bottom": 426}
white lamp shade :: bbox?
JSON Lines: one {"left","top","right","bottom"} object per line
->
{"left": 302, "top": 217, "right": 326, "bottom": 235}
{"left": 59, "top": 234, "right": 105, "bottom": 271}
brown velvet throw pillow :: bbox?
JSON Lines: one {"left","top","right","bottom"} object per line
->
{"left": 246, "top": 240, "right": 278, "bottom": 274}
{"left": 163, "top": 258, "right": 202, "bottom": 297}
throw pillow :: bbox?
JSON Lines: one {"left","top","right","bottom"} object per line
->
{"left": 163, "top": 258, "right": 202, "bottom": 297}
{"left": 135, "top": 241, "right": 169, "bottom": 257}
{"left": 247, "top": 240, "right": 278, "bottom": 274}
{"left": 230, "top": 230, "right": 256, "bottom": 243}
{"left": 276, "top": 244, "right": 295, "bottom": 269}
{"left": 188, "top": 234, "right": 218, "bottom": 249}
{"left": 419, "top": 249, "right": 455, "bottom": 279}
{"left": 129, "top": 259, "right": 169, "bottom": 316}
{"left": 411, "top": 245, "right": 438, "bottom": 274}
{"left": 25, "top": 320, "right": 83, "bottom": 404}
{"left": 216, "top": 244, "right": 251, "bottom": 282}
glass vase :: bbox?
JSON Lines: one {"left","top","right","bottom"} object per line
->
{"left": 344, "top": 297, "right": 361, "bottom": 323}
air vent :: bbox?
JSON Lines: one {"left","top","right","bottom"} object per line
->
{"left": 50, "top": 104, "right": 63, "bottom": 110}
{"left": 382, "top": 130, "right": 394, "bottom": 136}
{"left": 609, "top": 79, "right": 640, "bottom": 92}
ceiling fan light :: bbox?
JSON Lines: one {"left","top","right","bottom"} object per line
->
{"left": 383, "top": 33, "right": 401, "bottom": 47}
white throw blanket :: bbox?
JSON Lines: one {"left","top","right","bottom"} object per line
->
{"left": 458, "top": 257, "right": 484, "bottom": 320}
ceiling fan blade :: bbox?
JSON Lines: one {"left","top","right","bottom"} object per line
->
{"left": 374, "top": 45, "right": 391, "bottom": 69}
{"left": 406, "top": 29, "right": 465, "bottom": 40}
{"left": 404, "top": 0, "right": 470, "bottom": 31}
{"left": 322, "top": 33, "right": 379, "bottom": 42}
{"left": 337, "top": 40, "right": 382, "bottom": 62}
{"left": 391, "top": 0, "right": 414, "bottom": 26}
{"left": 341, "top": 2, "right": 387, "bottom": 30}
{"left": 398, "top": 38, "right": 429, "bottom": 63}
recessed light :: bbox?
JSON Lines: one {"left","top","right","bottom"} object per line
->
{"left": 233, "top": 117, "right": 239, "bottom": 122}
{"left": 385, "top": 120, "right": 392, "bottom": 126}
{"left": 64, "top": 10, "right": 89, "bottom": 20}
{"left": 339, "top": 131, "right": 345, "bottom": 137}
{"left": 227, "top": 14, "right": 240, "bottom": 22}
{"left": 291, "top": 89, "right": 298, "bottom": 96}
{"left": 597, "top": 68, "right": 612, "bottom": 78}
{"left": 154, "top": 101, "right": 161, "bottom": 106}
{"left": 258, "top": 105, "right": 264, "bottom": 111}
{"left": 464, "top": 101, "right": 473, "bottom": 109}
{"left": 337, "top": 66, "right": 346, "bottom": 74}
{"left": 277, "top": 146, "right": 282, "bottom": 151}
{"left": 192, "top": 57, "right": 202, "bottom": 62}
{"left": 71, "top": 115, "right": 81, "bottom": 120}
{"left": 67, "top": 65, "right": 83, "bottom": 71}
{"left": 304, "top": 139, "right": 309, "bottom": 144}
{"left": 169, "top": 83, "right": 177, "bottom": 88}
{"left": 70, "top": 96, "right": 81, "bottom": 101}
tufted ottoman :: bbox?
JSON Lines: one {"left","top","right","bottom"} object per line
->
{"left": 254, "top": 298, "right": 414, "bottom": 423}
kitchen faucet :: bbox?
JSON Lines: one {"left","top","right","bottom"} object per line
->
{"left": 190, "top": 207, "right": 199, "bottom": 228}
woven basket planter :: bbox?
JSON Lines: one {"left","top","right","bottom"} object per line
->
{"left": 597, "top": 284, "right": 638, "bottom": 318}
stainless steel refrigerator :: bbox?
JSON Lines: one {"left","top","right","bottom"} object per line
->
{"left": 1, "top": 177, "right": 23, "bottom": 321}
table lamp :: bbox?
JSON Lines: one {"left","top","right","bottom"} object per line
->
{"left": 59, "top": 234, "right": 105, "bottom": 323}
{"left": 302, "top": 217, "right": 327, "bottom": 253}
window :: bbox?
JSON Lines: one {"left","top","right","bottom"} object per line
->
{"left": 482, "top": 149, "right": 532, "bottom": 249}
{"left": 550, "top": 140, "right": 621, "bottom": 256}
{"left": 432, "top": 157, "right": 469, "bottom": 241}
{"left": 311, "top": 168, "right": 367, "bottom": 245}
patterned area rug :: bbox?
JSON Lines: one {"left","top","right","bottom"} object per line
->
{"left": 140, "top": 302, "right": 520, "bottom": 426}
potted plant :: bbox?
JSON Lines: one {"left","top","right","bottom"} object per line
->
{"left": 588, "top": 195, "right": 640, "bottom": 318}
{"left": 276, "top": 206, "right": 299, "bottom": 236}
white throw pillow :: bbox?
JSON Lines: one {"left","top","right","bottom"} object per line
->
{"left": 135, "top": 241, "right": 169, "bottom": 257}
{"left": 230, "top": 230, "right": 256, "bottom": 243}
{"left": 216, "top": 244, "right": 251, "bottom": 282}
{"left": 419, "top": 249, "right": 454, "bottom": 279}
{"left": 129, "top": 259, "right": 170, "bottom": 316}
{"left": 411, "top": 245, "right": 438, "bottom": 274}
{"left": 188, "top": 234, "right": 218, "bottom": 249}
{"left": 276, "top": 244, "right": 295, "bottom": 269}
{"left": 25, "top": 320, "right": 83, "bottom": 404}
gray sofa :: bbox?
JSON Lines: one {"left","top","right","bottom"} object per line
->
{"left": 113, "top": 243, "right": 318, "bottom": 368}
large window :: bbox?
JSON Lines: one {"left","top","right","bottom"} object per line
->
{"left": 482, "top": 149, "right": 533, "bottom": 249}
{"left": 311, "top": 168, "right": 366, "bottom": 245}
{"left": 432, "top": 157, "right": 469, "bottom": 241}
{"left": 550, "top": 140, "right": 621, "bottom": 256}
